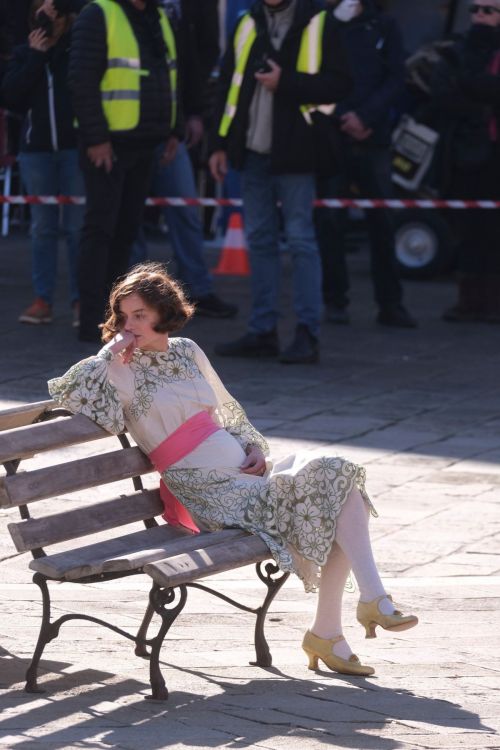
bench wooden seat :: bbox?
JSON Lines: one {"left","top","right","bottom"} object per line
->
{"left": 145, "top": 534, "right": 270, "bottom": 589}
{"left": 0, "top": 400, "right": 289, "bottom": 700}
{"left": 28, "top": 526, "right": 251, "bottom": 581}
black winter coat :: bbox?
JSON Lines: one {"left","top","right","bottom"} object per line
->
{"left": 210, "top": 0, "right": 352, "bottom": 173}
{"left": 428, "top": 24, "right": 500, "bottom": 174}
{"left": 2, "top": 33, "right": 78, "bottom": 153}
{"left": 333, "top": 1, "right": 406, "bottom": 146}
{"left": 69, "top": 0, "right": 177, "bottom": 148}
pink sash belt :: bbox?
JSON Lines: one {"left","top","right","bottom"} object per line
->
{"left": 149, "top": 411, "right": 221, "bottom": 533}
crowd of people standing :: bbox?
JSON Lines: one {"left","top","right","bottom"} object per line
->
{"left": 1, "top": 0, "right": 500, "bottom": 362}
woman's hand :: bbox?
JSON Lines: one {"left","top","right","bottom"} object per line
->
{"left": 240, "top": 446, "right": 267, "bottom": 476}
{"left": 104, "top": 331, "right": 136, "bottom": 363}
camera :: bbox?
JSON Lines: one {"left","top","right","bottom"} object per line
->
{"left": 33, "top": 11, "right": 54, "bottom": 37}
{"left": 254, "top": 55, "right": 272, "bottom": 74}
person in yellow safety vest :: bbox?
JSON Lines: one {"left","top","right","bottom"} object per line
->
{"left": 209, "top": 0, "right": 352, "bottom": 365}
{"left": 69, "top": 0, "right": 180, "bottom": 343}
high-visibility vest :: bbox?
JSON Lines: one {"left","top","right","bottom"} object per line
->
{"left": 218, "top": 10, "right": 335, "bottom": 138}
{"left": 94, "top": 0, "right": 177, "bottom": 132}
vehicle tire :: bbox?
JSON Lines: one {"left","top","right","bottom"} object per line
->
{"left": 393, "top": 209, "right": 456, "bottom": 280}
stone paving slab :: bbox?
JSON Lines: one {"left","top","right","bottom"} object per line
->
{"left": 2, "top": 235, "right": 500, "bottom": 748}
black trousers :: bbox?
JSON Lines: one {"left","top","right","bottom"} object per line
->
{"left": 315, "top": 143, "right": 402, "bottom": 312}
{"left": 78, "top": 144, "right": 155, "bottom": 339}
{"left": 449, "top": 149, "right": 500, "bottom": 276}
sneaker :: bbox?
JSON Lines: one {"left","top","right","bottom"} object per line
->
{"left": 279, "top": 324, "right": 319, "bottom": 364}
{"left": 19, "top": 298, "right": 52, "bottom": 325}
{"left": 72, "top": 301, "right": 80, "bottom": 328}
{"left": 325, "top": 304, "right": 350, "bottom": 325}
{"left": 192, "top": 293, "right": 238, "bottom": 319}
{"left": 377, "top": 305, "right": 417, "bottom": 329}
{"left": 214, "top": 330, "right": 279, "bottom": 358}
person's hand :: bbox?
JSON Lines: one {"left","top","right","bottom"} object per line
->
{"left": 340, "top": 111, "right": 373, "bottom": 141}
{"left": 87, "top": 142, "right": 114, "bottom": 172}
{"left": 160, "top": 136, "right": 179, "bottom": 165}
{"left": 185, "top": 116, "right": 204, "bottom": 149}
{"left": 240, "top": 446, "right": 267, "bottom": 476}
{"left": 28, "top": 29, "right": 51, "bottom": 52}
{"left": 209, "top": 150, "right": 228, "bottom": 182}
{"left": 104, "top": 331, "right": 137, "bottom": 363}
{"left": 255, "top": 58, "right": 282, "bottom": 92}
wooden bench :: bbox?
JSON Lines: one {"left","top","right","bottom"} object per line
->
{"left": 0, "top": 400, "right": 289, "bottom": 700}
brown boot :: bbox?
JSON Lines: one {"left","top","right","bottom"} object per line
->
{"left": 442, "top": 274, "right": 488, "bottom": 322}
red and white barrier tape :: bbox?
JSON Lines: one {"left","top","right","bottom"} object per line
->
{"left": 1, "top": 195, "right": 500, "bottom": 209}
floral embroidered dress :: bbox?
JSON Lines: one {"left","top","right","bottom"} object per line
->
{"left": 48, "top": 337, "right": 373, "bottom": 592}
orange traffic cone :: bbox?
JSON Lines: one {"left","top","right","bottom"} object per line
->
{"left": 213, "top": 212, "right": 251, "bottom": 276}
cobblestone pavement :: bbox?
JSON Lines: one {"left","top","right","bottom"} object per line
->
{"left": 0, "top": 232, "right": 499, "bottom": 749}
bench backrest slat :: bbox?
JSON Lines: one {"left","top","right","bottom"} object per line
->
{"left": 8, "top": 488, "right": 164, "bottom": 552}
{"left": 0, "top": 414, "right": 108, "bottom": 464}
{"left": 0, "top": 446, "right": 154, "bottom": 508}
{"left": 0, "top": 400, "right": 55, "bottom": 432}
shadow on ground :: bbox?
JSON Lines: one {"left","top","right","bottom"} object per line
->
{"left": 0, "top": 655, "right": 494, "bottom": 750}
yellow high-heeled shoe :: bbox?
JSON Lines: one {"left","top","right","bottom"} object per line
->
{"left": 302, "top": 630, "right": 375, "bottom": 676}
{"left": 357, "top": 595, "right": 418, "bottom": 639}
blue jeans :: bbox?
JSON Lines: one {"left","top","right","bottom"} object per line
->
{"left": 130, "top": 142, "right": 212, "bottom": 298}
{"left": 241, "top": 151, "right": 322, "bottom": 336}
{"left": 19, "top": 150, "right": 83, "bottom": 306}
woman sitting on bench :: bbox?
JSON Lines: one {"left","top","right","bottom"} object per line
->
{"left": 48, "top": 262, "right": 417, "bottom": 678}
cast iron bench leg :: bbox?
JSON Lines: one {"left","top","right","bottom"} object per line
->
{"left": 253, "top": 562, "right": 290, "bottom": 667}
{"left": 145, "top": 583, "right": 188, "bottom": 701}
{"left": 25, "top": 574, "right": 56, "bottom": 693}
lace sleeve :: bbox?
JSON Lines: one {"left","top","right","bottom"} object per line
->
{"left": 47, "top": 348, "right": 125, "bottom": 435}
{"left": 189, "top": 339, "right": 269, "bottom": 455}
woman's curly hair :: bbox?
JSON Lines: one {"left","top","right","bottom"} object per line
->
{"left": 100, "top": 263, "right": 195, "bottom": 342}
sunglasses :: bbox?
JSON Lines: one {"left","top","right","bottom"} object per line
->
{"left": 469, "top": 4, "right": 500, "bottom": 14}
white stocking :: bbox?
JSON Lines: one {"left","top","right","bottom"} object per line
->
{"left": 311, "top": 541, "right": 353, "bottom": 659}
{"left": 335, "top": 487, "right": 388, "bottom": 604}
{"left": 310, "top": 487, "right": 393, "bottom": 658}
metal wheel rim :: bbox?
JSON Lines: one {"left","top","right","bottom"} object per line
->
{"left": 395, "top": 221, "right": 439, "bottom": 269}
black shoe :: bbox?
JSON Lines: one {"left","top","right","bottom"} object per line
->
{"left": 214, "top": 330, "right": 279, "bottom": 358}
{"left": 279, "top": 324, "right": 319, "bottom": 364}
{"left": 192, "top": 293, "right": 238, "bottom": 319}
{"left": 377, "top": 305, "right": 417, "bottom": 329}
{"left": 325, "top": 304, "right": 350, "bottom": 325}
